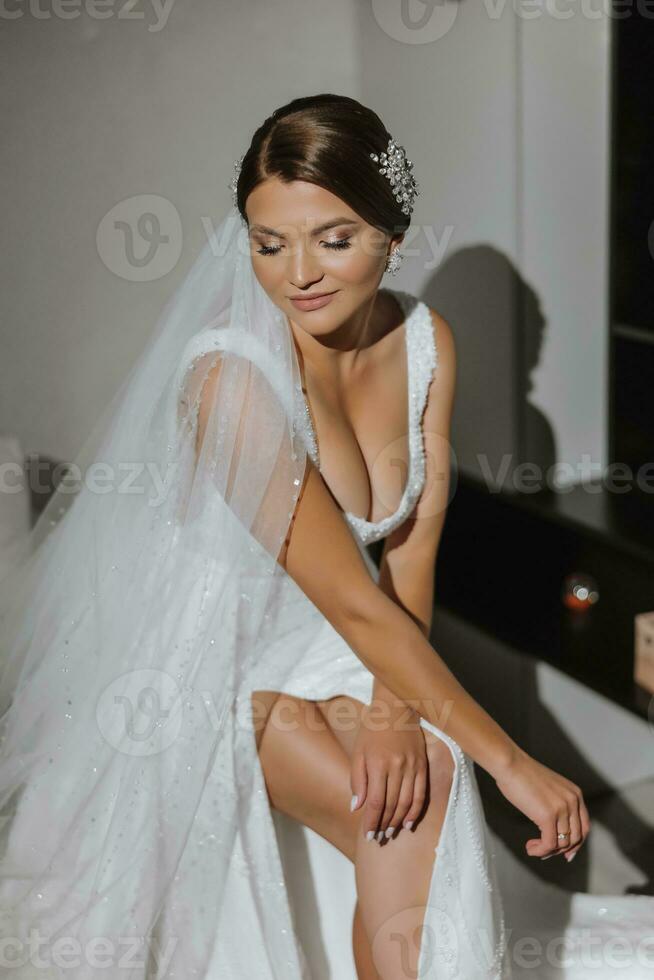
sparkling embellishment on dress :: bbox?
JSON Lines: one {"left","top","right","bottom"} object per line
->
{"left": 293, "top": 381, "right": 320, "bottom": 468}
{"left": 425, "top": 740, "right": 509, "bottom": 979}
{"left": 294, "top": 290, "right": 438, "bottom": 545}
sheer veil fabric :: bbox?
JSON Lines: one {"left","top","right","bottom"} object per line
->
{"left": 0, "top": 205, "right": 328, "bottom": 978}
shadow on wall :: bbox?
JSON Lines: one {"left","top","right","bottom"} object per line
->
{"left": 423, "top": 244, "right": 555, "bottom": 490}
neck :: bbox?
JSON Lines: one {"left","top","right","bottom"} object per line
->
{"left": 287, "top": 287, "right": 390, "bottom": 388}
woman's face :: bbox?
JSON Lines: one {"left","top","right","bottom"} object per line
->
{"left": 245, "top": 177, "right": 401, "bottom": 336}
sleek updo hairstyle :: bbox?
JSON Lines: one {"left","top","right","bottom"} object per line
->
{"left": 234, "top": 94, "right": 411, "bottom": 238}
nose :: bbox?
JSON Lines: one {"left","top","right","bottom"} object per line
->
{"left": 287, "top": 240, "right": 325, "bottom": 291}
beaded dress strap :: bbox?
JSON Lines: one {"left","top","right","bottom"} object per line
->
{"left": 342, "top": 290, "right": 437, "bottom": 545}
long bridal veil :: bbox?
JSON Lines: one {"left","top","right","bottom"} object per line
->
{"left": 0, "top": 205, "right": 323, "bottom": 978}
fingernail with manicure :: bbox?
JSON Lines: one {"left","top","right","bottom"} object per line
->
{"left": 404, "top": 820, "right": 414, "bottom": 830}
{"left": 350, "top": 795, "right": 358, "bottom": 812}
{"left": 366, "top": 830, "right": 375, "bottom": 841}
{"left": 565, "top": 851, "right": 577, "bottom": 862}
{"left": 376, "top": 831, "right": 384, "bottom": 842}
{"left": 385, "top": 826, "right": 395, "bottom": 838}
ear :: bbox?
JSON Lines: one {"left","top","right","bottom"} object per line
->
{"left": 390, "top": 231, "right": 406, "bottom": 250}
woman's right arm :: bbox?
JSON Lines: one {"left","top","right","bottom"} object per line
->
{"left": 280, "top": 458, "right": 591, "bottom": 861}
{"left": 279, "top": 459, "right": 517, "bottom": 778}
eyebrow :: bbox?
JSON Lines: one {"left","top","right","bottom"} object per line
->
{"left": 248, "top": 218, "right": 359, "bottom": 238}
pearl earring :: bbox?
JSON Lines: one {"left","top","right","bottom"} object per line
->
{"left": 385, "top": 246, "right": 403, "bottom": 276}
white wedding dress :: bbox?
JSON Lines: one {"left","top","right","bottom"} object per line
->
{"left": 197, "top": 290, "right": 654, "bottom": 979}
{"left": 0, "top": 286, "right": 651, "bottom": 980}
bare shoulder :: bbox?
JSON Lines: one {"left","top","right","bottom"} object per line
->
{"left": 424, "top": 304, "right": 455, "bottom": 364}
{"left": 424, "top": 304, "right": 456, "bottom": 402}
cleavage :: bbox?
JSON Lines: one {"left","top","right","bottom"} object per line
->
{"left": 308, "top": 387, "right": 373, "bottom": 520}
{"left": 300, "top": 331, "right": 410, "bottom": 523}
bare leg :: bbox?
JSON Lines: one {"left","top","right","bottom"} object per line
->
{"left": 253, "top": 691, "right": 378, "bottom": 977}
{"left": 253, "top": 690, "right": 454, "bottom": 980}
{"left": 353, "top": 899, "right": 382, "bottom": 980}
{"left": 253, "top": 689, "right": 359, "bottom": 860}
{"left": 317, "top": 695, "right": 454, "bottom": 980}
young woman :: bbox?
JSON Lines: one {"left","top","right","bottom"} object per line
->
{"left": 220, "top": 95, "right": 590, "bottom": 979}
{"left": 0, "top": 94, "right": 651, "bottom": 980}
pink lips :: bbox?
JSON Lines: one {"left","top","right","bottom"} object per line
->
{"left": 289, "top": 291, "right": 338, "bottom": 311}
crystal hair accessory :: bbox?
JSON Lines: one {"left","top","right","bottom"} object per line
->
{"left": 230, "top": 154, "right": 244, "bottom": 207}
{"left": 370, "top": 138, "right": 419, "bottom": 217}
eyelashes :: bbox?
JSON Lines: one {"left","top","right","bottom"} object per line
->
{"left": 323, "top": 239, "right": 352, "bottom": 251}
{"left": 256, "top": 238, "right": 352, "bottom": 257}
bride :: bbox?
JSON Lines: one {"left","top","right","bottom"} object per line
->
{"left": 0, "top": 93, "right": 651, "bottom": 980}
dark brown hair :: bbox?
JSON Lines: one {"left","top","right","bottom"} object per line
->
{"left": 235, "top": 94, "right": 411, "bottom": 237}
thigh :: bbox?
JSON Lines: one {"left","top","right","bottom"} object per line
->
{"left": 421, "top": 727, "right": 456, "bottom": 831}
{"left": 314, "top": 694, "right": 367, "bottom": 759}
{"left": 316, "top": 695, "right": 455, "bottom": 825}
{"left": 251, "top": 689, "right": 359, "bottom": 861}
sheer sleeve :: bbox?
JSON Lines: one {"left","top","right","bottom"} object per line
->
{"left": 173, "top": 336, "right": 306, "bottom": 561}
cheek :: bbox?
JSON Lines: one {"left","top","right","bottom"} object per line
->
{"left": 323, "top": 245, "right": 383, "bottom": 286}
{"left": 250, "top": 256, "right": 283, "bottom": 297}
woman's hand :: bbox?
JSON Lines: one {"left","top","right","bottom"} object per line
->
{"left": 349, "top": 698, "right": 428, "bottom": 842}
{"left": 492, "top": 745, "right": 591, "bottom": 861}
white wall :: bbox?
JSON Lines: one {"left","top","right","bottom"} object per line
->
{"left": 0, "top": 0, "right": 361, "bottom": 462}
{"left": 520, "top": 13, "right": 611, "bottom": 488}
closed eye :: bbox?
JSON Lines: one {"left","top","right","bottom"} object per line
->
{"left": 256, "top": 237, "right": 352, "bottom": 256}
{"left": 323, "top": 238, "right": 352, "bottom": 250}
